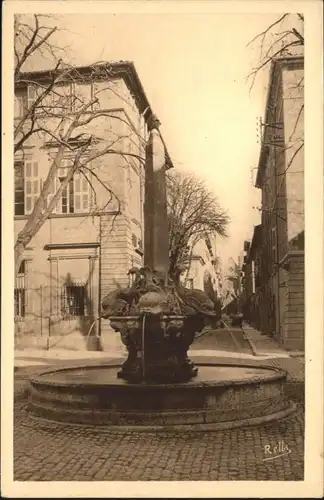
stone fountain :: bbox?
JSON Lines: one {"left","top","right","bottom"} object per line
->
{"left": 28, "top": 116, "right": 296, "bottom": 430}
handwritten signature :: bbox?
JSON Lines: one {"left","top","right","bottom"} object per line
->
{"left": 262, "top": 441, "right": 291, "bottom": 461}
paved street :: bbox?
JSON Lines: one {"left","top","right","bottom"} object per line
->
{"left": 192, "top": 327, "right": 254, "bottom": 354}
{"left": 14, "top": 347, "right": 304, "bottom": 481}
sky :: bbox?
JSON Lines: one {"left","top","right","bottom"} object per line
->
{"left": 26, "top": 12, "right": 286, "bottom": 267}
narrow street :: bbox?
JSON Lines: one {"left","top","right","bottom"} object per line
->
{"left": 192, "top": 328, "right": 254, "bottom": 354}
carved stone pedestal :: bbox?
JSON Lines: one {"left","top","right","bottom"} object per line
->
{"left": 110, "top": 314, "right": 203, "bottom": 383}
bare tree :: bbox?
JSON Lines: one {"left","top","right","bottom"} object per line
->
{"left": 14, "top": 14, "right": 146, "bottom": 276}
{"left": 166, "top": 171, "right": 229, "bottom": 281}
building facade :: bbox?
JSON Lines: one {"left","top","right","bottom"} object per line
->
{"left": 182, "top": 235, "right": 223, "bottom": 299}
{"left": 247, "top": 55, "right": 304, "bottom": 351}
{"left": 181, "top": 235, "right": 223, "bottom": 321}
{"left": 242, "top": 225, "right": 262, "bottom": 328}
{"left": 14, "top": 61, "right": 173, "bottom": 349}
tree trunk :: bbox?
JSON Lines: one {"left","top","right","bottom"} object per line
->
{"left": 14, "top": 219, "right": 42, "bottom": 278}
{"left": 15, "top": 240, "right": 27, "bottom": 277}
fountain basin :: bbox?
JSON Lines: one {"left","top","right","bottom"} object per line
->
{"left": 28, "top": 363, "right": 296, "bottom": 430}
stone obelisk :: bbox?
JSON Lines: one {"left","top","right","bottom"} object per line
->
{"left": 143, "top": 115, "right": 169, "bottom": 281}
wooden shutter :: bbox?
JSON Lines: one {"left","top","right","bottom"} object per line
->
{"left": 73, "top": 171, "right": 90, "bottom": 213}
{"left": 25, "top": 161, "right": 40, "bottom": 214}
{"left": 73, "top": 173, "right": 82, "bottom": 212}
{"left": 15, "top": 90, "right": 27, "bottom": 118}
{"left": 81, "top": 175, "right": 89, "bottom": 211}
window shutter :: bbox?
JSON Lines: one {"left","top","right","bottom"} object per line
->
{"left": 73, "top": 173, "right": 82, "bottom": 212}
{"left": 73, "top": 172, "right": 90, "bottom": 213}
{"left": 81, "top": 176, "right": 89, "bottom": 211}
{"left": 25, "top": 161, "right": 40, "bottom": 214}
{"left": 15, "top": 91, "right": 28, "bottom": 118}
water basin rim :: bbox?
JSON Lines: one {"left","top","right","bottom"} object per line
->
{"left": 28, "top": 362, "right": 288, "bottom": 389}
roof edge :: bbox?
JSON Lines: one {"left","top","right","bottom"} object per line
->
{"left": 17, "top": 61, "right": 175, "bottom": 169}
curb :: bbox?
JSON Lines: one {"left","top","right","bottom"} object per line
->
{"left": 242, "top": 328, "right": 298, "bottom": 359}
{"left": 242, "top": 328, "right": 259, "bottom": 356}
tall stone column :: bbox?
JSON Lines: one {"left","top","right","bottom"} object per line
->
{"left": 144, "top": 116, "right": 169, "bottom": 280}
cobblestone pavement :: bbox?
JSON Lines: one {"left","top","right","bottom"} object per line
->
{"left": 14, "top": 404, "right": 304, "bottom": 480}
{"left": 13, "top": 354, "right": 304, "bottom": 481}
{"left": 14, "top": 401, "right": 304, "bottom": 481}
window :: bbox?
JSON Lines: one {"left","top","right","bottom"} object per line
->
{"left": 14, "top": 260, "right": 26, "bottom": 319}
{"left": 25, "top": 160, "right": 40, "bottom": 214}
{"left": 15, "top": 156, "right": 91, "bottom": 216}
{"left": 14, "top": 89, "right": 27, "bottom": 118}
{"left": 56, "top": 163, "right": 90, "bottom": 214}
{"left": 60, "top": 283, "right": 87, "bottom": 317}
{"left": 15, "top": 86, "right": 40, "bottom": 117}
{"left": 14, "top": 159, "right": 40, "bottom": 215}
{"left": 51, "top": 82, "right": 75, "bottom": 112}
{"left": 58, "top": 166, "right": 74, "bottom": 214}
{"left": 14, "top": 161, "right": 25, "bottom": 215}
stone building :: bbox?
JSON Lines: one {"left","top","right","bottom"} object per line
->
{"left": 14, "top": 61, "right": 173, "bottom": 349}
{"left": 249, "top": 55, "right": 304, "bottom": 351}
{"left": 242, "top": 225, "right": 262, "bottom": 327}
{"left": 183, "top": 235, "right": 223, "bottom": 298}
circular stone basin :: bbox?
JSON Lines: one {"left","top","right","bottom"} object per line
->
{"left": 28, "top": 363, "right": 296, "bottom": 430}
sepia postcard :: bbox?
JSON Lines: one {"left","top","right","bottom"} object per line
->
{"left": 1, "top": 0, "right": 323, "bottom": 498}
